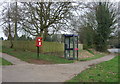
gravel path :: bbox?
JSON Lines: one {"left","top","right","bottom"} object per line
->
{"left": 1, "top": 53, "right": 115, "bottom": 82}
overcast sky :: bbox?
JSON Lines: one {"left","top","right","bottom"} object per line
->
{"left": 0, "top": 2, "right": 7, "bottom": 40}
{"left": 0, "top": 0, "right": 119, "bottom": 40}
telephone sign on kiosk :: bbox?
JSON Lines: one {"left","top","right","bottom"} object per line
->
{"left": 36, "top": 37, "right": 42, "bottom": 47}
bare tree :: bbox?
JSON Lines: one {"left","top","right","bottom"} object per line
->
{"left": 10, "top": 2, "right": 22, "bottom": 40}
{"left": 1, "top": 3, "right": 14, "bottom": 48}
{"left": 1, "top": 2, "right": 22, "bottom": 41}
{"left": 21, "top": 2, "right": 73, "bottom": 40}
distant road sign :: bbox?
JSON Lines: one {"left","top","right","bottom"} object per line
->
{"left": 36, "top": 37, "right": 42, "bottom": 47}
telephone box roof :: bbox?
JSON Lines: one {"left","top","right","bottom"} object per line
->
{"left": 64, "top": 34, "right": 79, "bottom": 37}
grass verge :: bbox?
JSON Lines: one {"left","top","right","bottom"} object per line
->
{"left": 2, "top": 46, "right": 74, "bottom": 64}
{"left": 0, "top": 46, "right": 2, "bottom": 52}
{"left": 0, "top": 57, "right": 12, "bottom": 65}
{"left": 66, "top": 55, "right": 118, "bottom": 82}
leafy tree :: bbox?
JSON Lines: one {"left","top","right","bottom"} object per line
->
{"left": 79, "top": 23, "right": 95, "bottom": 49}
{"left": 77, "top": 6, "right": 96, "bottom": 49}
{"left": 95, "top": 2, "right": 116, "bottom": 52}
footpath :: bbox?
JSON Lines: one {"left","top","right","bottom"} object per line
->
{"left": 1, "top": 52, "right": 115, "bottom": 82}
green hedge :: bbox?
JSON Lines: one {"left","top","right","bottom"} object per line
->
{"left": 2, "top": 41, "right": 64, "bottom": 53}
{"left": 2, "top": 41, "right": 83, "bottom": 53}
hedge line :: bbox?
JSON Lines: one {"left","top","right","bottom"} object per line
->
{"left": 2, "top": 41, "right": 64, "bottom": 53}
{"left": 2, "top": 41, "right": 83, "bottom": 53}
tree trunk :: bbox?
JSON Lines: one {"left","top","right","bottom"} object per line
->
{"left": 38, "top": 29, "right": 44, "bottom": 37}
{"left": 8, "top": 4, "right": 13, "bottom": 48}
{"left": 8, "top": 21, "right": 13, "bottom": 48}
{"left": 43, "top": 28, "right": 48, "bottom": 41}
{"left": 14, "top": 2, "right": 18, "bottom": 40}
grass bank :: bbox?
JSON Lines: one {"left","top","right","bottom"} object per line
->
{"left": 0, "top": 57, "right": 12, "bottom": 65}
{"left": 66, "top": 55, "right": 118, "bottom": 82}
{"left": 79, "top": 54, "right": 105, "bottom": 61}
{"left": 78, "top": 49, "right": 106, "bottom": 61}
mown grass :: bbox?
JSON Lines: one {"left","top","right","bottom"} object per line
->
{"left": 0, "top": 41, "right": 2, "bottom": 52}
{"left": 2, "top": 46, "right": 74, "bottom": 64}
{"left": 0, "top": 46, "right": 2, "bottom": 52}
{"left": 0, "top": 57, "right": 12, "bottom": 65}
{"left": 66, "top": 55, "right": 119, "bottom": 82}
{"left": 2, "top": 45, "right": 107, "bottom": 64}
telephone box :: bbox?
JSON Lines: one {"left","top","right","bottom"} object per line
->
{"left": 64, "top": 34, "right": 79, "bottom": 60}
{"left": 36, "top": 37, "right": 42, "bottom": 47}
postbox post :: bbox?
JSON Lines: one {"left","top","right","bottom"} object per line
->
{"left": 37, "top": 46, "right": 39, "bottom": 59}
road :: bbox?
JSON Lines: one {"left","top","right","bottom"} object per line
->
{"left": 108, "top": 48, "right": 120, "bottom": 53}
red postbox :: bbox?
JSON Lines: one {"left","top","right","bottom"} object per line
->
{"left": 36, "top": 37, "right": 42, "bottom": 47}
